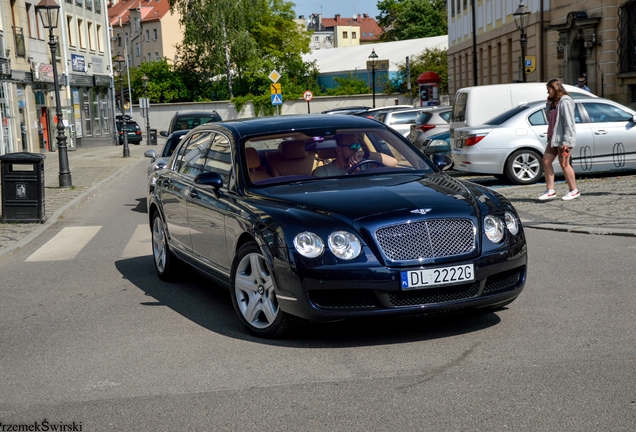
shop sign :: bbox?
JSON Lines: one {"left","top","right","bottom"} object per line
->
{"left": 93, "top": 74, "right": 111, "bottom": 87}
{"left": 71, "top": 54, "right": 87, "bottom": 72}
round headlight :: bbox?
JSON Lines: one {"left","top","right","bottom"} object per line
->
{"left": 328, "top": 231, "right": 362, "bottom": 260}
{"left": 504, "top": 211, "right": 519, "bottom": 235}
{"left": 484, "top": 215, "right": 505, "bottom": 243}
{"left": 293, "top": 231, "right": 324, "bottom": 258}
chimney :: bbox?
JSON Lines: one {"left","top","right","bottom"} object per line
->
{"left": 335, "top": 13, "right": 340, "bottom": 21}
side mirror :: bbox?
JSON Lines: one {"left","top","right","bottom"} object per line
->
{"left": 159, "top": 131, "right": 168, "bottom": 137}
{"left": 429, "top": 153, "right": 453, "bottom": 171}
{"left": 144, "top": 149, "right": 156, "bottom": 160}
{"left": 194, "top": 171, "right": 223, "bottom": 189}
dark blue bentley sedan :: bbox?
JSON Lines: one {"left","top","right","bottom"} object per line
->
{"left": 147, "top": 114, "right": 527, "bottom": 338}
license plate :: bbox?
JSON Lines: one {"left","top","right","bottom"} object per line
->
{"left": 401, "top": 264, "right": 474, "bottom": 290}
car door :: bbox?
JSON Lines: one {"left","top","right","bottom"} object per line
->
{"left": 187, "top": 132, "right": 233, "bottom": 274}
{"left": 579, "top": 101, "right": 636, "bottom": 172}
{"left": 527, "top": 104, "right": 595, "bottom": 175}
{"left": 160, "top": 131, "right": 212, "bottom": 253}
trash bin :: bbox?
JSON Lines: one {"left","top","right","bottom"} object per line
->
{"left": 0, "top": 152, "right": 47, "bottom": 223}
{"left": 149, "top": 129, "right": 158, "bottom": 145}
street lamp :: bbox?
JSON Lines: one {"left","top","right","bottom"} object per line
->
{"left": 513, "top": 1, "right": 531, "bottom": 83}
{"left": 35, "top": 0, "right": 72, "bottom": 188}
{"left": 114, "top": 55, "right": 130, "bottom": 157}
{"left": 141, "top": 75, "right": 151, "bottom": 145}
{"left": 368, "top": 49, "right": 379, "bottom": 108}
{"left": 303, "top": 71, "right": 310, "bottom": 114}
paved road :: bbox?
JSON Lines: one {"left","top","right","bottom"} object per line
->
{"left": 0, "top": 164, "right": 634, "bottom": 430}
{"left": 1, "top": 143, "right": 635, "bottom": 260}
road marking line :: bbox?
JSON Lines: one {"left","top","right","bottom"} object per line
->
{"left": 122, "top": 224, "right": 151, "bottom": 258}
{"left": 26, "top": 226, "right": 102, "bottom": 262}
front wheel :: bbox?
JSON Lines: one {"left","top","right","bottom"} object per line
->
{"left": 151, "top": 210, "right": 178, "bottom": 281}
{"left": 504, "top": 149, "right": 543, "bottom": 185}
{"left": 230, "top": 242, "right": 292, "bottom": 338}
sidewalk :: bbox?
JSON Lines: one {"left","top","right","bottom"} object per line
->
{"left": 1, "top": 146, "right": 635, "bottom": 259}
{"left": 0, "top": 143, "right": 147, "bottom": 258}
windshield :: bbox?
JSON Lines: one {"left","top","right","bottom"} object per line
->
{"left": 243, "top": 127, "right": 435, "bottom": 186}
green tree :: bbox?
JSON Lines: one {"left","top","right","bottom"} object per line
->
{"left": 377, "top": 0, "right": 447, "bottom": 42}
{"left": 169, "top": 0, "right": 311, "bottom": 101}
{"left": 128, "top": 59, "right": 189, "bottom": 103}
{"left": 389, "top": 48, "right": 448, "bottom": 96}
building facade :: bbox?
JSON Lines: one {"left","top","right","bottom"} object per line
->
{"left": 0, "top": 0, "right": 114, "bottom": 155}
{"left": 447, "top": 0, "right": 636, "bottom": 108}
{"left": 306, "top": 13, "right": 382, "bottom": 50}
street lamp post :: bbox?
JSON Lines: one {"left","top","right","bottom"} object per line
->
{"left": 141, "top": 75, "right": 151, "bottom": 145}
{"left": 35, "top": 0, "right": 72, "bottom": 188}
{"left": 368, "top": 49, "right": 378, "bottom": 108}
{"left": 513, "top": 2, "right": 531, "bottom": 83}
{"left": 303, "top": 71, "right": 310, "bottom": 114}
{"left": 114, "top": 55, "right": 130, "bottom": 157}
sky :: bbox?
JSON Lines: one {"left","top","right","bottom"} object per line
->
{"left": 290, "top": 0, "right": 381, "bottom": 21}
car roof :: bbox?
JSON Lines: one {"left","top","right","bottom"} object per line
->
{"left": 187, "top": 114, "right": 387, "bottom": 137}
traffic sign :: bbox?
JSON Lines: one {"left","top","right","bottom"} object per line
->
{"left": 270, "top": 83, "right": 281, "bottom": 94}
{"left": 271, "top": 94, "right": 283, "bottom": 105}
{"left": 525, "top": 56, "right": 536, "bottom": 74}
{"left": 303, "top": 90, "right": 314, "bottom": 101}
{"left": 268, "top": 70, "right": 281, "bottom": 83}
{"left": 124, "top": 102, "right": 130, "bottom": 110}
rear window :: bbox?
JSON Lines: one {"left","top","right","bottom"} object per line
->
{"left": 452, "top": 92, "right": 468, "bottom": 122}
{"left": 484, "top": 106, "right": 530, "bottom": 125}
{"left": 414, "top": 112, "right": 433, "bottom": 125}
{"left": 389, "top": 111, "right": 419, "bottom": 125}
{"left": 172, "top": 114, "right": 222, "bottom": 132}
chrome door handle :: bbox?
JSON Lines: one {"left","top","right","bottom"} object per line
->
{"left": 594, "top": 130, "right": 607, "bottom": 135}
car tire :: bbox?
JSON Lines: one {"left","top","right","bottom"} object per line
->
{"left": 151, "top": 210, "right": 179, "bottom": 281}
{"left": 504, "top": 149, "right": 543, "bottom": 185}
{"left": 230, "top": 242, "right": 294, "bottom": 338}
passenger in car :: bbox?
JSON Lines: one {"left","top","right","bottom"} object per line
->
{"left": 312, "top": 134, "right": 397, "bottom": 177}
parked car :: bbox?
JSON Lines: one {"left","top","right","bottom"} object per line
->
{"left": 115, "top": 116, "right": 142, "bottom": 145}
{"left": 159, "top": 111, "right": 222, "bottom": 137}
{"left": 144, "top": 130, "right": 190, "bottom": 178}
{"left": 147, "top": 114, "right": 527, "bottom": 338}
{"left": 372, "top": 108, "right": 439, "bottom": 138}
{"left": 354, "top": 105, "right": 415, "bottom": 120}
{"left": 408, "top": 106, "right": 452, "bottom": 147}
{"left": 421, "top": 130, "right": 451, "bottom": 163}
{"left": 452, "top": 97, "right": 636, "bottom": 184}
{"left": 322, "top": 106, "right": 370, "bottom": 115}
{"left": 450, "top": 82, "right": 598, "bottom": 148}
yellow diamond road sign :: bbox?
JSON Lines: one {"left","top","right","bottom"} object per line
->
{"left": 268, "top": 70, "right": 281, "bottom": 83}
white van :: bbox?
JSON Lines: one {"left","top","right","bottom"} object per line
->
{"left": 450, "top": 83, "right": 597, "bottom": 147}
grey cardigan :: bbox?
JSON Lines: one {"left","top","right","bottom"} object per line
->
{"left": 545, "top": 95, "right": 576, "bottom": 148}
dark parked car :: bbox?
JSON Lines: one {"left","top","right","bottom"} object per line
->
{"left": 147, "top": 115, "right": 527, "bottom": 338}
{"left": 160, "top": 111, "right": 223, "bottom": 137}
{"left": 421, "top": 130, "right": 451, "bottom": 161}
{"left": 115, "top": 116, "right": 142, "bottom": 145}
{"left": 144, "top": 129, "right": 190, "bottom": 177}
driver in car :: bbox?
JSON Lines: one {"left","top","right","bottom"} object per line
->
{"left": 312, "top": 133, "right": 396, "bottom": 177}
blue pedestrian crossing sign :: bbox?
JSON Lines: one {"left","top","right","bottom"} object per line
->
{"left": 271, "top": 94, "right": 283, "bottom": 106}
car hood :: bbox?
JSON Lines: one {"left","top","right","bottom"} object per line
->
{"left": 253, "top": 172, "right": 486, "bottom": 225}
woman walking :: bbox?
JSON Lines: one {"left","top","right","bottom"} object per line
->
{"left": 539, "top": 79, "right": 580, "bottom": 201}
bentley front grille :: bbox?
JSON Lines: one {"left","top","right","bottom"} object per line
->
{"left": 375, "top": 219, "right": 476, "bottom": 262}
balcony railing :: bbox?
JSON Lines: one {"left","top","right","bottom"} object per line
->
{"left": 12, "top": 27, "right": 26, "bottom": 58}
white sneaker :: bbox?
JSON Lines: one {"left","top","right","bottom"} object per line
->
{"left": 538, "top": 190, "right": 557, "bottom": 201}
{"left": 562, "top": 189, "right": 580, "bottom": 201}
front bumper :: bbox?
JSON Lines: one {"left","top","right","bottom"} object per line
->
{"left": 274, "top": 243, "right": 527, "bottom": 321}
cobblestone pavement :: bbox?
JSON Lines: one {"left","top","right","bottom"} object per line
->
{"left": 1, "top": 144, "right": 635, "bottom": 259}
{"left": 465, "top": 172, "right": 636, "bottom": 237}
